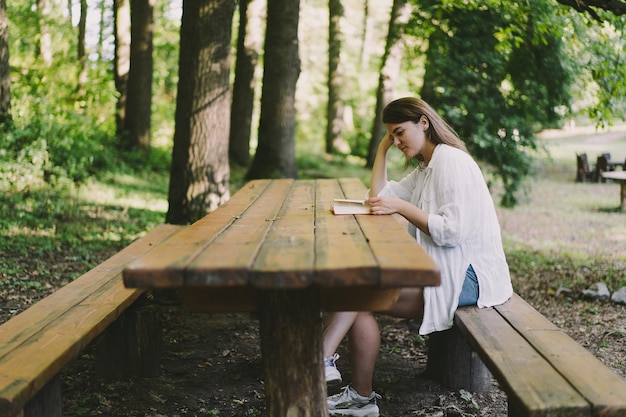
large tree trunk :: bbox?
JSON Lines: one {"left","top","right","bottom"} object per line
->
{"left": 114, "top": 0, "right": 131, "bottom": 136}
{"left": 229, "top": 0, "right": 265, "bottom": 167}
{"left": 325, "top": 0, "right": 349, "bottom": 155}
{"left": 123, "top": 0, "right": 154, "bottom": 153}
{"left": 245, "top": 0, "right": 300, "bottom": 180}
{"left": 166, "top": 0, "right": 234, "bottom": 225}
{"left": 0, "top": 0, "right": 10, "bottom": 127}
{"left": 365, "top": 0, "right": 411, "bottom": 168}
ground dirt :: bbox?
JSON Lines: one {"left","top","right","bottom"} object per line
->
{"left": 2, "top": 284, "right": 625, "bottom": 417}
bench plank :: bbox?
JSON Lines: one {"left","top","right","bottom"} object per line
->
{"left": 496, "top": 294, "right": 626, "bottom": 417}
{"left": 455, "top": 306, "right": 590, "bottom": 417}
{"left": 0, "top": 224, "right": 182, "bottom": 417}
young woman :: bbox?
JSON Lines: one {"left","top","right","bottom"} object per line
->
{"left": 324, "top": 97, "right": 513, "bottom": 417}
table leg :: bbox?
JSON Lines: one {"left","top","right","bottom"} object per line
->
{"left": 620, "top": 181, "right": 626, "bottom": 212}
{"left": 258, "top": 288, "right": 329, "bottom": 417}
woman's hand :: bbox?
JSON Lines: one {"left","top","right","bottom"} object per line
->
{"left": 378, "top": 132, "right": 394, "bottom": 152}
{"left": 366, "top": 196, "right": 402, "bottom": 215}
{"left": 367, "top": 196, "right": 431, "bottom": 236}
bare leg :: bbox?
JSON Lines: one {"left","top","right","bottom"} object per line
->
{"left": 323, "top": 311, "right": 358, "bottom": 357}
{"left": 384, "top": 288, "right": 424, "bottom": 320}
{"left": 348, "top": 312, "right": 380, "bottom": 397}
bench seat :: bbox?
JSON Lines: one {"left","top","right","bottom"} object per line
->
{"left": 0, "top": 224, "right": 183, "bottom": 417}
{"left": 428, "top": 293, "right": 626, "bottom": 417}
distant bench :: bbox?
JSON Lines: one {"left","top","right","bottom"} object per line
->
{"left": 0, "top": 224, "right": 183, "bottom": 417}
{"left": 427, "top": 293, "right": 626, "bottom": 417}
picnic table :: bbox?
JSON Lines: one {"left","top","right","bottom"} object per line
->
{"left": 123, "top": 177, "right": 440, "bottom": 416}
{"left": 602, "top": 170, "right": 626, "bottom": 211}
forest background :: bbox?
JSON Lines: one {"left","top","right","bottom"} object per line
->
{"left": 1, "top": 0, "right": 626, "bottom": 222}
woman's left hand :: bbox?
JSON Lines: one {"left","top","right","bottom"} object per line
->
{"left": 366, "top": 196, "right": 402, "bottom": 215}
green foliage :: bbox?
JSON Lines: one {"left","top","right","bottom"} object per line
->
{"left": 415, "top": 0, "right": 573, "bottom": 207}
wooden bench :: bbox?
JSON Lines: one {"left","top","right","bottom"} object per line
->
{"left": 427, "top": 293, "right": 626, "bottom": 417}
{"left": 0, "top": 224, "right": 183, "bottom": 417}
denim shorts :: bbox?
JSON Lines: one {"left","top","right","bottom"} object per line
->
{"left": 458, "top": 264, "right": 479, "bottom": 307}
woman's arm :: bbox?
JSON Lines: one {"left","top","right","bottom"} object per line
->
{"left": 367, "top": 196, "right": 431, "bottom": 236}
{"left": 369, "top": 133, "right": 393, "bottom": 197}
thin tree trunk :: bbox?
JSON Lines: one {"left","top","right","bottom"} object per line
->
{"left": 38, "top": 0, "right": 52, "bottom": 66}
{"left": 114, "top": 0, "right": 131, "bottom": 135}
{"left": 365, "top": 0, "right": 411, "bottom": 168}
{"left": 245, "top": 0, "right": 300, "bottom": 179}
{"left": 229, "top": 0, "right": 266, "bottom": 167}
{"left": 77, "top": 0, "right": 88, "bottom": 96}
{"left": 326, "top": 0, "right": 349, "bottom": 154}
{"left": 123, "top": 0, "right": 154, "bottom": 152}
{"left": 359, "top": 0, "right": 371, "bottom": 70}
{"left": 166, "top": 0, "right": 234, "bottom": 225}
{"left": 0, "top": 0, "right": 10, "bottom": 126}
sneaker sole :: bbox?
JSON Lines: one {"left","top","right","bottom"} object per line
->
{"left": 329, "top": 409, "right": 379, "bottom": 417}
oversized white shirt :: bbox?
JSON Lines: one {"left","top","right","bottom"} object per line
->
{"left": 377, "top": 144, "right": 513, "bottom": 335}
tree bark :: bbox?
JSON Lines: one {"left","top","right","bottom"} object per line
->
{"left": 0, "top": 0, "right": 10, "bottom": 126}
{"left": 76, "top": 0, "right": 88, "bottom": 96}
{"left": 325, "top": 0, "right": 349, "bottom": 155}
{"left": 245, "top": 0, "right": 300, "bottom": 180}
{"left": 123, "top": 0, "right": 154, "bottom": 153}
{"left": 229, "top": 0, "right": 265, "bottom": 167}
{"left": 166, "top": 0, "right": 234, "bottom": 225}
{"left": 114, "top": 0, "right": 131, "bottom": 135}
{"left": 365, "top": 0, "right": 411, "bottom": 168}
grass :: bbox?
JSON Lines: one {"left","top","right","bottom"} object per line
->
{"left": 1, "top": 130, "right": 625, "bottom": 299}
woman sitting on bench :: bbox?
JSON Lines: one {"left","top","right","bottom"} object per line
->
{"left": 323, "top": 97, "right": 513, "bottom": 417}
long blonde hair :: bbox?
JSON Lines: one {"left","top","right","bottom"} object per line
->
{"left": 382, "top": 97, "right": 468, "bottom": 166}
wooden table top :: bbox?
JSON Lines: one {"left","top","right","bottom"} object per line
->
{"left": 602, "top": 170, "right": 626, "bottom": 180}
{"left": 123, "top": 178, "right": 440, "bottom": 293}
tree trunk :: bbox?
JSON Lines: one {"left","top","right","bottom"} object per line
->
{"left": 359, "top": 0, "right": 371, "bottom": 70}
{"left": 123, "top": 0, "right": 154, "bottom": 153}
{"left": 245, "top": 0, "right": 300, "bottom": 180}
{"left": 77, "top": 0, "right": 88, "bottom": 96}
{"left": 0, "top": 0, "right": 10, "bottom": 127}
{"left": 114, "top": 0, "right": 131, "bottom": 136}
{"left": 37, "top": 0, "right": 52, "bottom": 66}
{"left": 166, "top": 0, "right": 234, "bottom": 225}
{"left": 325, "top": 0, "right": 349, "bottom": 155}
{"left": 365, "top": 0, "right": 411, "bottom": 168}
{"left": 229, "top": 0, "right": 265, "bottom": 167}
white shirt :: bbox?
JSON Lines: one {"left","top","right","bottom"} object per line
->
{"left": 377, "top": 144, "right": 513, "bottom": 334}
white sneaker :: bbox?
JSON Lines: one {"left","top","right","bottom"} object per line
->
{"left": 324, "top": 353, "right": 342, "bottom": 392}
{"left": 327, "top": 385, "right": 381, "bottom": 417}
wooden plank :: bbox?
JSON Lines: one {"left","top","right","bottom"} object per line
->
{"left": 0, "top": 224, "right": 182, "bottom": 417}
{"left": 185, "top": 179, "right": 293, "bottom": 286}
{"left": 123, "top": 180, "right": 272, "bottom": 287}
{"left": 496, "top": 294, "right": 626, "bottom": 417}
{"left": 0, "top": 224, "right": 181, "bottom": 360}
{"left": 336, "top": 178, "right": 440, "bottom": 288}
{"left": 252, "top": 180, "right": 316, "bottom": 288}
{"left": 455, "top": 307, "right": 590, "bottom": 417}
{"left": 314, "top": 179, "right": 379, "bottom": 286}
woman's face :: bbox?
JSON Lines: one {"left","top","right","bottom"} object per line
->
{"left": 385, "top": 117, "right": 429, "bottom": 159}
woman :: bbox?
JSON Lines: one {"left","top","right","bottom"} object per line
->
{"left": 324, "top": 97, "right": 513, "bottom": 417}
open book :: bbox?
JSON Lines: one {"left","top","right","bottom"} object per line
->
{"left": 331, "top": 199, "right": 371, "bottom": 215}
